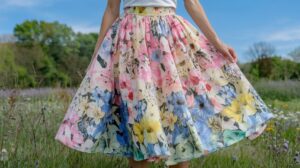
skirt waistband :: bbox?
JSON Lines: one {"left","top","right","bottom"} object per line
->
{"left": 124, "top": 6, "right": 176, "bottom": 16}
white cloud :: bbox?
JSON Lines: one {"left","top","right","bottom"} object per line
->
{"left": 71, "top": 24, "right": 100, "bottom": 33}
{"left": 265, "top": 27, "right": 300, "bottom": 42}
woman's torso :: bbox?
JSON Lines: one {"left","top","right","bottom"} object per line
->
{"left": 123, "top": 0, "right": 177, "bottom": 8}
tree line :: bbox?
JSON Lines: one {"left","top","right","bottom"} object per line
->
{"left": 0, "top": 20, "right": 300, "bottom": 88}
{"left": 0, "top": 20, "right": 98, "bottom": 88}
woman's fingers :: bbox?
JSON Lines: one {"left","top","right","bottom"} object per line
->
{"left": 228, "top": 46, "right": 238, "bottom": 63}
{"left": 214, "top": 42, "right": 237, "bottom": 63}
{"left": 222, "top": 49, "right": 234, "bottom": 63}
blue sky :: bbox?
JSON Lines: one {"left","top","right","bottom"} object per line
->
{"left": 1, "top": 0, "right": 300, "bottom": 62}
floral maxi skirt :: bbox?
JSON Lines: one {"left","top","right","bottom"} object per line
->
{"left": 54, "top": 6, "right": 275, "bottom": 166}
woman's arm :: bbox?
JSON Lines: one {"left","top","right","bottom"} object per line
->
{"left": 86, "top": 0, "right": 121, "bottom": 71}
{"left": 184, "top": 0, "right": 237, "bottom": 63}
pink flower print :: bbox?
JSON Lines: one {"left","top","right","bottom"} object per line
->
{"left": 119, "top": 74, "right": 131, "bottom": 89}
{"left": 128, "top": 106, "right": 135, "bottom": 120}
{"left": 128, "top": 91, "right": 134, "bottom": 101}
{"left": 164, "top": 70, "right": 174, "bottom": 87}
{"left": 189, "top": 69, "right": 202, "bottom": 85}
{"left": 210, "top": 97, "right": 223, "bottom": 112}
{"left": 70, "top": 124, "right": 84, "bottom": 145}
{"left": 92, "top": 69, "right": 113, "bottom": 88}
{"left": 205, "top": 83, "right": 212, "bottom": 91}
{"left": 139, "top": 66, "right": 152, "bottom": 82}
{"left": 150, "top": 62, "right": 163, "bottom": 87}
{"left": 57, "top": 112, "right": 84, "bottom": 148}
{"left": 190, "top": 75, "right": 200, "bottom": 85}
{"left": 180, "top": 78, "right": 189, "bottom": 93}
{"left": 186, "top": 94, "right": 194, "bottom": 107}
{"left": 65, "top": 110, "right": 80, "bottom": 123}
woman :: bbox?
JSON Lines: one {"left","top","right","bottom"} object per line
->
{"left": 55, "top": 0, "right": 275, "bottom": 168}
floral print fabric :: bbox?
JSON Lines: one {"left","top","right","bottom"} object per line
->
{"left": 54, "top": 6, "right": 275, "bottom": 166}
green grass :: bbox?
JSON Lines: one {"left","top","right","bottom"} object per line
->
{"left": 254, "top": 80, "right": 300, "bottom": 101}
{"left": 0, "top": 90, "right": 299, "bottom": 168}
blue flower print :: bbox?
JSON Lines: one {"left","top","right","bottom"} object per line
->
{"left": 151, "top": 49, "right": 161, "bottom": 62}
{"left": 116, "top": 98, "right": 131, "bottom": 146}
{"left": 158, "top": 19, "right": 171, "bottom": 37}
{"left": 188, "top": 94, "right": 215, "bottom": 150}
{"left": 166, "top": 91, "right": 189, "bottom": 126}
{"left": 134, "top": 98, "right": 147, "bottom": 122}
{"left": 91, "top": 87, "right": 113, "bottom": 113}
{"left": 99, "top": 37, "right": 112, "bottom": 59}
{"left": 217, "top": 83, "right": 237, "bottom": 106}
{"left": 190, "top": 94, "right": 215, "bottom": 121}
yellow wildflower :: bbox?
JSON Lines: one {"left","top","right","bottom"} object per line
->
{"left": 265, "top": 124, "right": 275, "bottom": 132}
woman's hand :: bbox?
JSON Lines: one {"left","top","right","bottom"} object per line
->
{"left": 184, "top": 0, "right": 238, "bottom": 63}
{"left": 214, "top": 41, "right": 238, "bottom": 63}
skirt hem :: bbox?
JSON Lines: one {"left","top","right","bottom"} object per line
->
{"left": 54, "top": 113, "right": 275, "bottom": 167}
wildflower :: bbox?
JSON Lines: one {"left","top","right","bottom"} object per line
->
{"left": 282, "top": 139, "right": 289, "bottom": 152}
{"left": 282, "top": 104, "right": 289, "bottom": 110}
{"left": 0, "top": 148, "right": 8, "bottom": 161}
{"left": 265, "top": 124, "right": 275, "bottom": 132}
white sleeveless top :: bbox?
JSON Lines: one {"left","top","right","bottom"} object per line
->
{"left": 123, "top": 0, "right": 177, "bottom": 8}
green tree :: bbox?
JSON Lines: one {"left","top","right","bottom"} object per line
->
{"left": 14, "top": 20, "right": 79, "bottom": 62}
{"left": 289, "top": 46, "right": 300, "bottom": 63}
{"left": 0, "top": 44, "right": 35, "bottom": 88}
{"left": 76, "top": 32, "right": 98, "bottom": 58}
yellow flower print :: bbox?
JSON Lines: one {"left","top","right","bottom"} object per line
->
{"left": 142, "top": 117, "right": 162, "bottom": 144}
{"left": 93, "top": 107, "right": 105, "bottom": 124}
{"left": 78, "top": 98, "right": 90, "bottom": 115}
{"left": 133, "top": 122, "right": 144, "bottom": 143}
{"left": 133, "top": 117, "right": 163, "bottom": 144}
{"left": 221, "top": 93, "right": 257, "bottom": 122}
{"left": 207, "top": 117, "right": 222, "bottom": 132}
{"left": 206, "top": 68, "right": 228, "bottom": 86}
{"left": 133, "top": 7, "right": 146, "bottom": 14}
{"left": 238, "top": 93, "right": 256, "bottom": 115}
{"left": 161, "top": 111, "right": 178, "bottom": 131}
{"left": 222, "top": 100, "right": 242, "bottom": 122}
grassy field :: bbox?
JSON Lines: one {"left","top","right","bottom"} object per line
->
{"left": 0, "top": 88, "right": 299, "bottom": 168}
